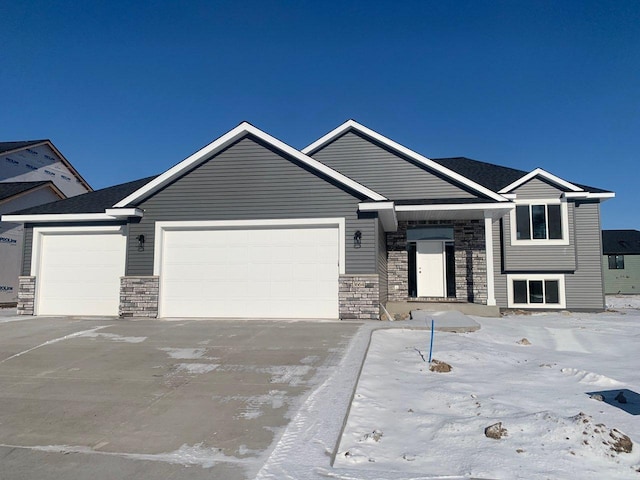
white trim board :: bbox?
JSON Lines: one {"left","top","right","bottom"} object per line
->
{"left": 498, "top": 168, "right": 583, "bottom": 194}
{"left": 2, "top": 208, "right": 143, "bottom": 223}
{"left": 114, "top": 123, "right": 386, "bottom": 208}
{"left": 302, "top": 119, "right": 509, "bottom": 203}
{"left": 506, "top": 273, "right": 566, "bottom": 309}
{"left": 509, "top": 199, "right": 570, "bottom": 246}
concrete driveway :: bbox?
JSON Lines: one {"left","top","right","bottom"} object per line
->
{"left": 0, "top": 315, "right": 361, "bottom": 479}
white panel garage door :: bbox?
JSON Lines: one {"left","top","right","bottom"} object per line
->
{"left": 159, "top": 225, "right": 339, "bottom": 318}
{"left": 36, "top": 229, "right": 126, "bottom": 316}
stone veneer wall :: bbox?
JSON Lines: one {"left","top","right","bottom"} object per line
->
{"left": 339, "top": 274, "right": 379, "bottom": 320}
{"left": 17, "top": 276, "right": 35, "bottom": 315}
{"left": 119, "top": 276, "right": 159, "bottom": 317}
{"left": 387, "top": 220, "right": 487, "bottom": 304}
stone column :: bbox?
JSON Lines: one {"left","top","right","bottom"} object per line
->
{"left": 17, "top": 276, "right": 36, "bottom": 315}
{"left": 339, "top": 274, "right": 380, "bottom": 320}
{"left": 119, "top": 276, "right": 159, "bottom": 318}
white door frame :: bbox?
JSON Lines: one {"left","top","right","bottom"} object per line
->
{"left": 416, "top": 240, "right": 447, "bottom": 298}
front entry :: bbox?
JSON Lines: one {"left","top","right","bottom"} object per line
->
{"left": 416, "top": 240, "right": 446, "bottom": 297}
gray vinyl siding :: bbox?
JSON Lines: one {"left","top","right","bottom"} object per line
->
{"left": 376, "top": 218, "right": 388, "bottom": 304}
{"left": 310, "top": 131, "right": 482, "bottom": 201}
{"left": 502, "top": 202, "right": 577, "bottom": 271}
{"left": 511, "top": 177, "right": 564, "bottom": 199}
{"left": 127, "top": 135, "right": 376, "bottom": 276}
{"left": 496, "top": 201, "right": 605, "bottom": 310}
{"left": 603, "top": 254, "right": 640, "bottom": 294}
{"left": 565, "top": 201, "right": 605, "bottom": 310}
{"left": 502, "top": 178, "right": 575, "bottom": 271}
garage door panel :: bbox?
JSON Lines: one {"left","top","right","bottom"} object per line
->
{"left": 36, "top": 230, "right": 126, "bottom": 316}
{"left": 160, "top": 225, "right": 339, "bottom": 318}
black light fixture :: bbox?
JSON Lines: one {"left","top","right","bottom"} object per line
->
{"left": 353, "top": 230, "right": 362, "bottom": 248}
{"left": 137, "top": 234, "right": 145, "bottom": 251}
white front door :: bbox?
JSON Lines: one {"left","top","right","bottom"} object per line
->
{"left": 416, "top": 240, "right": 446, "bottom": 297}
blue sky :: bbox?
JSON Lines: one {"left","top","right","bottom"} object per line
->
{"left": 1, "top": 0, "right": 638, "bottom": 229}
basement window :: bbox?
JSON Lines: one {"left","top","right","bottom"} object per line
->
{"left": 507, "top": 274, "right": 566, "bottom": 308}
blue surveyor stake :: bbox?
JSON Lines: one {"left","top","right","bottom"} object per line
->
{"left": 428, "top": 319, "right": 434, "bottom": 363}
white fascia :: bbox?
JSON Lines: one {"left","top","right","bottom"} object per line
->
{"left": 499, "top": 168, "right": 583, "bottom": 194}
{"left": 563, "top": 191, "right": 616, "bottom": 201}
{"left": 303, "top": 119, "right": 509, "bottom": 203}
{"left": 104, "top": 208, "right": 144, "bottom": 217}
{"left": 2, "top": 208, "right": 143, "bottom": 223}
{"left": 396, "top": 203, "right": 514, "bottom": 216}
{"left": 358, "top": 202, "right": 398, "bottom": 231}
{"left": 114, "top": 122, "right": 386, "bottom": 208}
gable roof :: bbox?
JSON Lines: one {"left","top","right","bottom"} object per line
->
{"left": 498, "top": 167, "right": 583, "bottom": 193}
{"left": 602, "top": 230, "right": 640, "bottom": 255}
{"left": 7, "top": 176, "right": 156, "bottom": 216}
{"left": 303, "top": 120, "right": 508, "bottom": 202}
{"left": 114, "top": 122, "right": 386, "bottom": 208}
{"left": 0, "top": 139, "right": 93, "bottom": 192}
{"left": 0, "top": 181, "right": 61, "bottom": 202}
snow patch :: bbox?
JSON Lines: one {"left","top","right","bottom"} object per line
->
{"left": 175, "top": 363, "right": 218, "bottom": 374}
{"left": 15, "top": 443, "right": 242, "bottom": 469}
{"left": 79, "top": 332, "right": 147, "bottom": 343}
{"left": 160, "top": 347, "right": 208, "bottom": 359}
{"left": 560, "top": 368, "right": 624, "bottom": 387}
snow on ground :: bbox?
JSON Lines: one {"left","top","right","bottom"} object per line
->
{"left": 335, "top": 304, "right": 640, "bottom": 479}
{"left": 607, "top": 295, "right": 640, "bottom": 310}
{"left": 258, "top": 297, "right": 640, "bottom": 479}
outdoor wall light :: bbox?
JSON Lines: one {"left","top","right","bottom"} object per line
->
{"left": 353, "top": 230, "right": 362, "bottom": 248}
{"left": 137, "top": 234, "right": 145, "bottom": 251}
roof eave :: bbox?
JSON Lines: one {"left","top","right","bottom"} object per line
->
{"left": 2, "top": 208, "right": 143, "bottom": 223}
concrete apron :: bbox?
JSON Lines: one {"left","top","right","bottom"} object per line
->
{"left": 409, "top": 309, "right": 481, "bottom": 332}
{"left": 0, "top": 316, "right": 361, "bottom": 480}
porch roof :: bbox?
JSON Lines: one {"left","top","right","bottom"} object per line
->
{"left": 359, "top": 200, "right": 514, "bottom": 230}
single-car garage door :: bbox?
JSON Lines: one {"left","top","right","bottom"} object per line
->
{"left": 34, "top": 227, "right": 126, "bottom": 316}
{"left": 158, "top": 223, "right": 340, "bottom": 318}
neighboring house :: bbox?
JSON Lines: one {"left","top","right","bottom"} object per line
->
{"left": 602, "top": 230, "right": 640, "bottom": 294}
{"left": 0, "top": 141, "right": 92, "bottom": 304}
{"left": 2, "top": 121, "right": 614, "bottom": 319}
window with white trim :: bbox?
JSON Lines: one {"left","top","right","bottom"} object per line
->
{"left": 511, "top": 200, "right": 569, "bottom": 245}
{"left": 507, "top": 274, "right": 566, "bottom": 308}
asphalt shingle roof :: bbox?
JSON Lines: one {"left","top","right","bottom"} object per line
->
{"left": 431, "top": 157, "right": 527, "bottom": 192}
{"left": 602, "top": 230, "right": 640, "bottom": 255}
{"left": 0, "top": 182, "right": 52, "bottom": 202}
{"left": 10, "top": 176, "right": 157, "bottom": 215}
{"left": 0, "top": 140, "right": 47, "bottom": 155}
{"left": 431, "top": 156, "right": 612, "bottom": 194}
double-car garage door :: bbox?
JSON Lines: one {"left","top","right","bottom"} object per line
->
{"left": 158, "top": 224, "right": 339, "bottom": 318}
{"left": 33, "top": 222, "right": 340, "bottom": 318}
